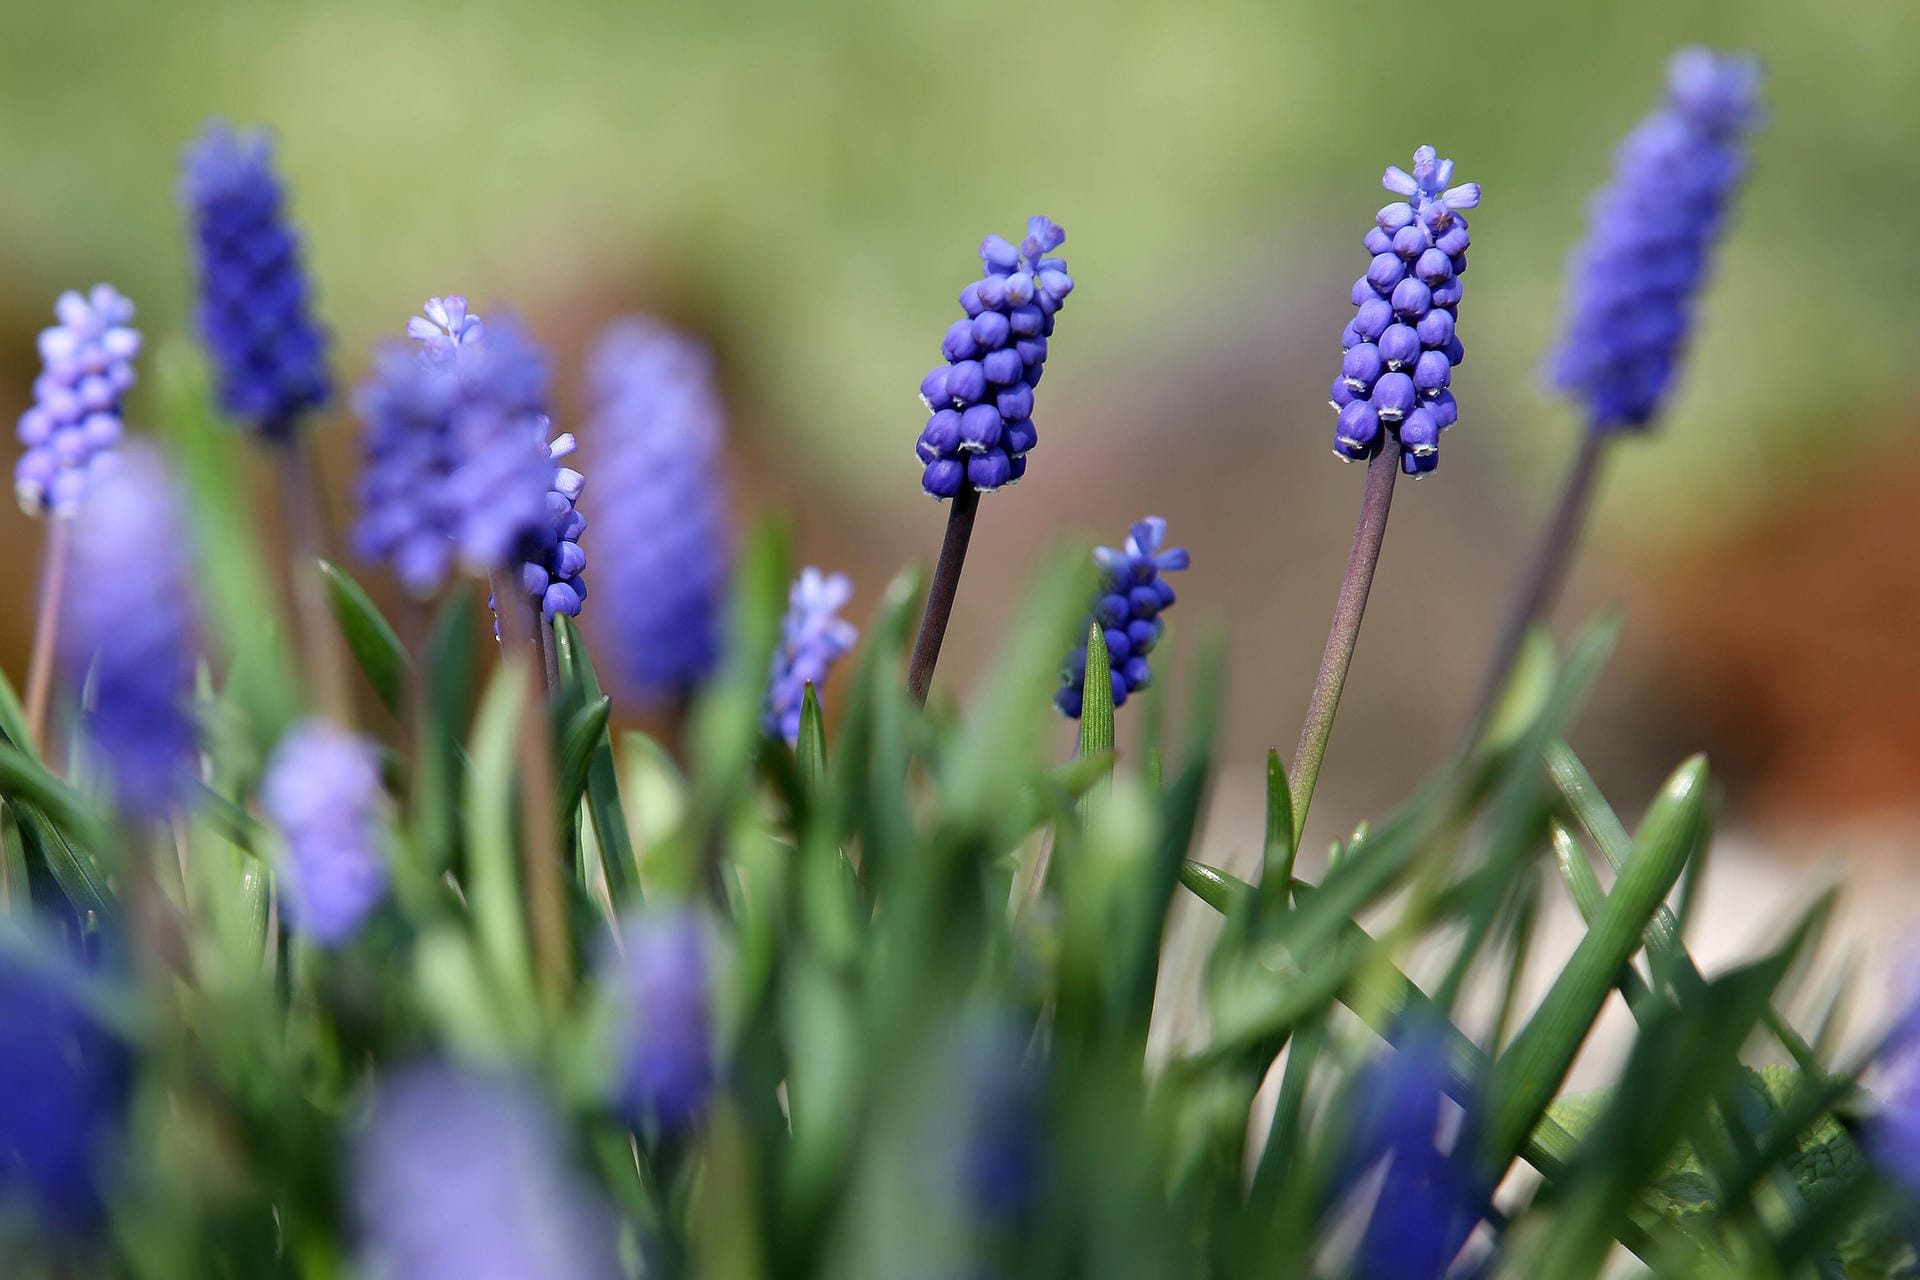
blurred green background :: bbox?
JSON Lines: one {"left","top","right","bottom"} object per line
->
{"left": 2, "top": 0, "right": 1916, "bottom": 838}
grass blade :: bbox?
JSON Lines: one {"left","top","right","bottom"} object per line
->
{"left": 318, "top": 557, "right": 409, "bottom": 717}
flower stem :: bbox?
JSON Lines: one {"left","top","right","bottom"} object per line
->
{"left": 536, "top": 612, "right": 561, "bottom": 696}
{"left": 23, "top": 517, "right": 71, "bottom": 755}
{"left": 1288, "top": 434, "right": 1401, "bottom": 845}
{"left": 906, "top": 484, "right": 980, "bottom": 704}
{"left": 1465, "top": 432, "right": 1606, "bottom": 741}
{"left": 273, "top": 440, "right": 354, "bottom": 724}
{"left": 491, "top": 569, "right": 571, "bottom": 1010}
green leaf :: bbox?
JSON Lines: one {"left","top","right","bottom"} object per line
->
{"left": 1078, "top": 622, "right": 1115, "bottom": 819}
{"left": 1179, "top": 859, "right": 1253, "bottom": 913}
{"left": 552, "top": 615, "right": 638, "bottom": 907}
{"left": 554, "top": 694, "right": 613, "bottom": 829}
{"left": 1487, "top": 754, "right": 1709, "bottom": 1164}
{"left": 0, "top": 742, "right": 113, "bottom": 861}
{"left": 318, "top": 557, "right": 410, "bottom": 717}
{"left": 0, "top": 803, "right": 30, "bottom": 918}
{"left": 1259, "top": 748, "right": 1294, "bottom": 916}
{"left": 0, "top": 664, "right": 37, "bottom": 761}
{"left": 1551, "top": 820, "right": 1656, "bottom": 1016}
{"left": 796, "top": 683, "right": 828, "bottom": 798}
{"left": 463, "top": 662, "right": 536, "bottom": 1021}
{"left": 13, "top": 801, "right": 112, "bottom": 919}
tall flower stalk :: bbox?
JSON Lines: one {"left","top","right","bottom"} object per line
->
{"left": 14, "top": 286, "right": 142, "bottom": 753}
{"left": 1470, "top": 49, "right": 1761, "bottom": 731}
{"left": 1292, "top": 149, "right": 1480, "bottom": 839}
{"left": 180, "top": 121, "right": 347, "bottom": 721}
{"left": 906, "top": 217, "right": 1073, "bottom": 703}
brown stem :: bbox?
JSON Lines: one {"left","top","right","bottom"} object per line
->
{"left": 1288, "top": 434, "right": 1401, "bottom": 844}
{"left": 491, "top": 569, "right": 570, "bottom": 1009}
{"left": 273, "top": 440, "right": 353, "bottom": 723}
{"left": 24, "top": 517, "right": 71, "bottom": 756}
{"left": 906, "top": 484, "right": 980, "bottom": 704}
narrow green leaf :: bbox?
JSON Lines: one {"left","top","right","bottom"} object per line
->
{"left": 318, "top": 557, "right": 410, "bottom": 716}
{"left": 554, "top": 695, "right": 613, "bottom": 828}
{"left": 1078, "top": 622, "right": 1115, "bottom": 820}
{"left": 552, "top": 615, "right": 638, "bottom": 907}
{"left": 1259, "top": 748, "right": 1295, "bottom": 914}
{"left": 795, "top": 683, "right": 828, "bottom": 797}
{"left": 14, "top": 802, "right": 112, "bottom": 919}
{"left": 1179, "top": 859, "right": 1252, "bottom": 913}
{"left": 0, "top": 742, "right": 113, "bottom": 859}
{"left": 463, "top": 663, "right": 535, "bottom": 1013}
{"left": 1487, "top": 754, "right": 1709, "bottom": 1163}
{"left": 0, "top": 665, "right": 36, "bottom": 761}
{"left": 1551, "top": 821, "right": 1656, "bottom": 1016}
{"left": 0, "top": 803, "right": 30, "bottom": 918}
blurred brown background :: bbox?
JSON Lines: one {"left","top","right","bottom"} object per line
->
{"left": 2, "top": 0, "right": 1915, "bottom": 893}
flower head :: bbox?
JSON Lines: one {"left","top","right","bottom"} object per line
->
{"left": 605, "top": 909, "right": 716, "bottom": 1134}
{"left": 1868, "top": 962, "right": 1920, "bottom": 1193}
{"left": 261, "top": 719, "right": 388, "bottom": 946}
{"left": 59, "top": 445, "right": 197, "bottom": 817}
{"left": 14, "top": 286, "right": 140, "bottom": 517}
{"left": 0, "top": 938, "right": 130, "bottom": 1231}
{"left": 1334, "top": 1021, "right": 1489, "bottom": 1280}
{"left": 954, "top": 1018, "right": 1045, "bottom": 1229}
{"left": 588, "top": 318, "right": 731, "bottom": 706}
{"left": 353, "top": 1064, "right": 622, "bottom": 1280}
{"left": 179, "top": 121, "right": 331, "bottom": 438}
{"left": 763, "top": 568, "right": 859, "bottom": 746}
{"left": 1332, "top": 147, "right": 1480, "bottom": 476}
{"left": 352, "top": 298, "right": 559, "bottom": 595}
{"left": 1547, "top": 49, "right": 1762, "bottom": 432}
{"left": 1055, "top": 517, "right": 1189, "bottom": 719}
{"left": 915, "top": 215, "right": 1074, "bottom": 500}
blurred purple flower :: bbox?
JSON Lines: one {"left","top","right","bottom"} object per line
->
{"left": 588, "top": 319, "right": 730, "bottom": 706}
{"left": 915, "top": 215, "right": 1073, "bottom": 500}
{"left": 58, "top": 446, "right": 197, "bottom": 817}
{"left": 1547, "top": 49, "right": 1762, "bottom": 432}
{"left": 1332, "top": 147, "right": 1480, "bottom": 476}
{"left": 179, "top": 121, "right": 331, "bottom": 438}
{"left": 13, "top": 286, "right": 140, "bottom": 517}
{"left": 763, "top": 568, "right": 858, "bottom": 746}
{"left": 606, "top": 909, "right": 716, "bottom": 1134}
{"left": 352, "top": 298, "right": 558, "bottom": 595}
{"left": 261, "top": 719, "right": 388, "bottom": 946}
{"left": 1055, "top": 517, "right": 1189, "bottom": 719}
{"left": 1869, "top": 965, "right": 1920, "bottom": 1193}
{"left": 0, "top": 936, "right": 130, "bottom": 1231}
{"left": 353, "top": 1064, "right": 622, "bottom": 1280}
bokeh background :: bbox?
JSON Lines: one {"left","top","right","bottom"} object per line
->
{"left": 3, "top": 1, "right": 1917, "bottom": 1049}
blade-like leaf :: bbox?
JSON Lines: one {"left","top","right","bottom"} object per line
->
{"left": 1259, "top": 748, "right": 1294, "bottom": 916}
{"left": 1487, "top": 754, "right": 1709, "bottom": 1164}
{"left": 554, "top": 695, "right": 613, "bottom": 830}
{"left": 1078, "top": 622, "right": 1114, "bottom": 819}
{"left": 0, "top": 665, "right": 36, "bottom": 761}
{"left": 552, "top": 615, "right": 638, "bottom": 907}
{"left": 796, "top": 683, "right": 828, "bottom": 798}
{"left": 319, "top": 557, "right": 410, "bottom": 716}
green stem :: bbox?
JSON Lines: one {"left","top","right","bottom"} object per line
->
{"left": 274, "top": 439, "right": 354, "bottom": 724}
{"left": 1288, "top": 434, "right": 1400, "bottom": 843}
{"left": 905, "top": 484, "right": 980, "bottom": 704}
{"left": 1467, "top": 431, "right": 1605, "bottom": 740}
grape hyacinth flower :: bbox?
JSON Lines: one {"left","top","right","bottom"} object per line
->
{"left": 0, "top": 940, "right": 131, "bottom": 1230}
{"left": 763, "top": 568, "right": 859, "bottom": 746}
{"left": 1547, "top": 49, "right": 1762, "bottom": 431}
{"left": 915, "top": 216, "right": 1073, "bottom": 499}
{"left": 605, "top": 910, "right": 716, "bottom": 1134}
{"left": 589, "top": 319, "right": 730, "bottom": 706}
{"left": 58, "top": 446, "right": 197, "bottom": 817}
{"left": 954, "top": 1019, "right": 1045, "bottom": 1230}
{"left": 1868, "top": 967, "right": 1920, "bottom": 1194}
{"left": 14, "top": 286, "right": 140, "bottom": 517}
{"left": 353, "top": 1064, "right": 622, "bottom": 1280}
{"left": 179, "top": 121, "right": 331, "bottom": 438}
{"left": 1054, "top": 517, "right": 1189, "bottom": 719}
{"left": 524, "top": 433, "right": 588, "bottom": 622}
{"left": 353, "top": 299, "right": 559, "bottom": 595}
{"left": 261, "top": 720, "right": 388, "bottom": 946}
{"left": 1335, "top": 1023, "right": 1488, "bottom": 1280}
{"left": 1331, "top": 148, "right": 1480, "bottom": 476}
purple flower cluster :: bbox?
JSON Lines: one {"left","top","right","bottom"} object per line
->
{"left": 606, "top": 910, "right": 716, "bottom": 1135}
{"left": 588, "top": 319, "right": 730, "bottom": 706}
{"left": 1331, "top": 148, "right": 1480, "bottom": 476}
{"left": 763, "top": 568, "right": 859, "bottom": 747}
{"left": 1547, "top": 49, "right": 1762, "bottom": 432}
{"left": 523, "top": 433, "right": 588, "bottom": 621}
{"left": 353, "top": 298, "right": 559, "bottom": 595}
{"left": 59, "top": 447, "right": 197, "bottom": 817}
{"left": 261, "top": 719, "right": 388, "bottom": 947}
{"left": 0, "top": 941, "right": 130, "bottom": 1230}
{"left": 1868, "top": 969, "right": 1920, "bottom": 1194}
{"left": 353, "top": 1064, "right": 622, "bottom": 1280}
{"left": 1054, "top": 517, "right": 1189, "bottom": 719}
{"left": 954, "top": 1019, "right": 1044, "bottom": 1229}
{"left": 179, "top": 121, "right": 331, "bottom": 439}
{"left": 14, "top": 286, "right": 140, "bottom": 517}
{"left": 1336, "top": 1023, "right": 1488, "bottom": 1280}
{"left": 915, "top": 216, "right": 1073, "bottom": 499}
